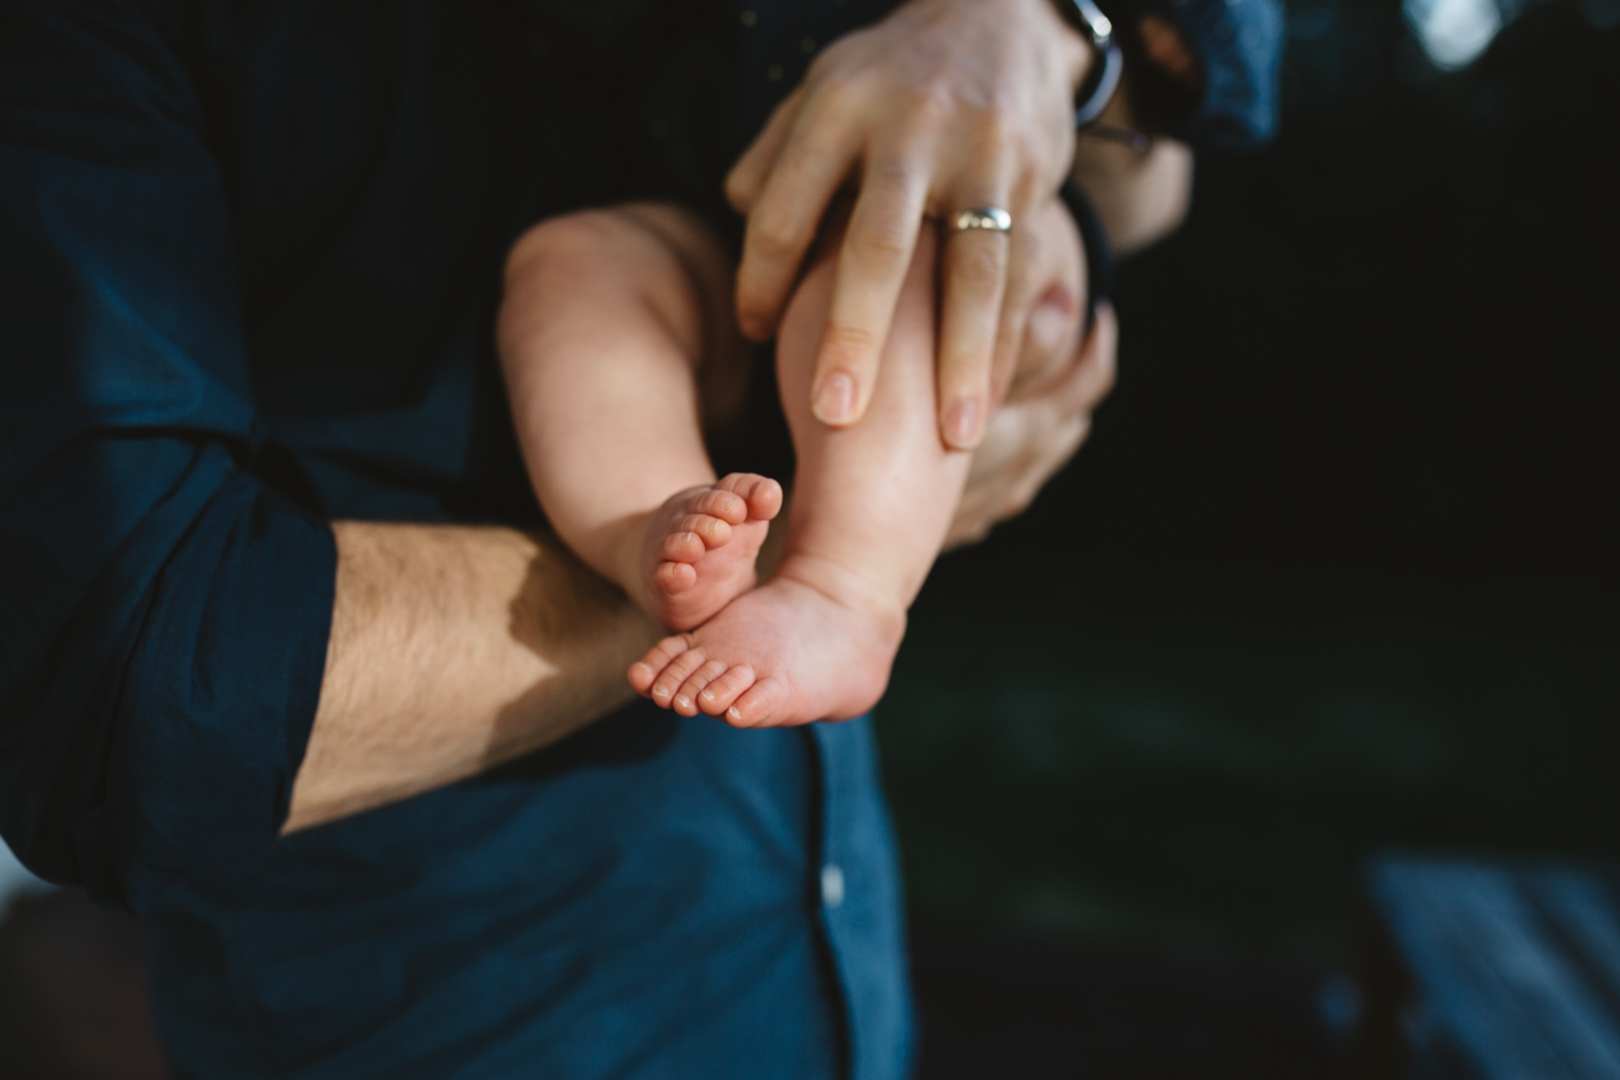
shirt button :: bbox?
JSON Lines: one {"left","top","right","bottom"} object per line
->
{"left": 820, "top": 863, "right": 845, "bottom": 909}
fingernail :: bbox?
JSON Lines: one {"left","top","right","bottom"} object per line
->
{"left": 943, "top": 399, "right": 981, "bottom": 448}
{"left": 652, "top": 685, "right": 671, "bottom": 699}
{"left": 675, "top": 694, "right": 690, "bottom": 710}
{"left": 813, "top": 372, "right": 857, "bottom": 424}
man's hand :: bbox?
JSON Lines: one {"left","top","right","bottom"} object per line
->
{"left": 726, "top": 0, "right": 1093, "bottom": 450}
{"left": 1070, "top": 62, "right": 1195, "bottom": 256}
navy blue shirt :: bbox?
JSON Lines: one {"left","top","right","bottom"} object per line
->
{"left": 0, "top": 1, "right": 1277, "bottom": 1077}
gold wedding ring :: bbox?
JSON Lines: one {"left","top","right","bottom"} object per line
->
{"left": 951, "top": 207, "right": 1013, "bottom": 234}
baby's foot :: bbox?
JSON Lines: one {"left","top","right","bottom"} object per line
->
{"left": 642, "top": 472, "right": 782, "bottom": 631}
{"left": 627, "top": 555, "right": 907, "bottom": 727}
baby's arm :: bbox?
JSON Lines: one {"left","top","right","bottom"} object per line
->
{"left": 498, "top": 206, "right": 780, "bottom": 628}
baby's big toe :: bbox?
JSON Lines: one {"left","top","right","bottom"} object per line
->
{"left": 715, "top": 473, "right": 783, "bottom": 523}
{"left": 724, "top": 676, "right": 788, "bottom": 728}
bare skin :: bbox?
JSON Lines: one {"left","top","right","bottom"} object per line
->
{"left": 727, "top": 0, "right": 1094, "bottom": 449}
{"left": 283, "top": 524, "right": 660, "bottom": 834}
{"left": 727, "top": 0, "right": 1201, "bottom": 448}
{"left": 279, "top": 0, "right": 1202, "bottom": 833}
{"left": 502, "top": 200, "right": 902, "bottom": 718}
{"left": 630, "top": 203, "right": 1085, "bottom": 727}
{"left": 1071, "top": 72, "right": 1195, "bottom": 256}
{"left": 501, "top": 193, "right": 1083, "bottom": 728}
{"left": 636, "top": 475, "right": 783, "bottom": 630}
{"left": 499, "top": 206, "right": 785, "bottom": 632}
{"left": 286, "top": 278, "right": 1110, "bottom": 832}
{"left": 626, "top": 231, "right": 942, "bottom": 725}
{"left": 286, "top": 195, "right": 1109, "bottom": 832}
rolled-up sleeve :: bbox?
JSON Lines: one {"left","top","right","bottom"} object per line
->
{"left": 1108, "top": 0, "right": 1285, "bottom": 149}
{"left": 0, "top": 0, "right": 335, "bottom": 911}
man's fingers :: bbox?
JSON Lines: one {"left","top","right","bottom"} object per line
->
{"left": 1003, "top": 195, "right": 1085, "bottom": 400}
{"left": 735, "top": 102, "right": 860, "bottom": 342}
{"left": 810, "top": 158, "right": 930, "bottom": 426}
{"left": 1070, "top": 300, "right": 1119, "bottom": 409}
{"left": 1008, "top": 278, "right": 1084, "bottom": 399}
{"left": 988, "top": 213, "right": 1041, "bottom": 407}
{"left": 725, "top": 85, "right": 805, "bottom": 216}
{"left": 1004, "top": 300, "right": 1116, "bottom": 434}
{"left": 1006, "top": 412, "right": 1090, "bottom": 515}
{"left": 935, "top": 221, "right": 1012, "bottom": 449}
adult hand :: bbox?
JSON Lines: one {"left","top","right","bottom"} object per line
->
{"left": 946, "top": 300, "right": 1117, "bottom": 549}
{"left": 726, "top": 0, "right": 1092, "bottom": 450}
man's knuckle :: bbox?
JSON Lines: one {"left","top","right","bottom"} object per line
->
{"left": 1009, "top": 167, "right": 1045, "bottom": 212}
{"left": 975, "top": 104, "right": 1022, "bottom": 161}
{"left": 849, "top": 220, "right": 911, "bottom": 268}
{"left": 865, "top": 152, "right": 921, "bottom": 195}
{"left": 750, "top": 214, "right": 806, "bottom": 263}
{"left": 952, "top": 241, "right": 1005, "bottom": 292}
{"left": 813, "top": 66, "right": 865, "bottom": 112}
{"left": 901, "top": 79, "right": 957, "bottom": 128}
{"left": 820, "top": 322, "right": 882, "bottom": 363}
{"left": 724, "top": 168, "right": 757, "bottom": 209}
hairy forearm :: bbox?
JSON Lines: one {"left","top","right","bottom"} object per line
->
{"left": 283, "top": 522, "right": 661, "bottom": 833}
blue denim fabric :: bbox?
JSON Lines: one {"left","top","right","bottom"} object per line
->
{"left": 1127, "top": 0, "right": 1287, "bottom": 147}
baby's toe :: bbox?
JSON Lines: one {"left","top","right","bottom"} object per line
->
{"left": 659, "top": 530, "right": 706, "bottom": 564}
{"left": 716, "top": 473, "right": 783, "bottom": 522}
{"left": 697, "top": 664, "right": 756, "bottom": 717}
{"left": 691, "top": 487, "right": 748, "bottom": 525}
{"left": 676, "top": 513, "right": 732, "bottom": 549}
{"left": 647, "top": 639, "right": 708, "bottom": 707}
{"left": 725, "top": 676, "right": 787, "bottom": 728}
{"left": 673, "top": 659, "right": 729, "bottom": 717}
{"left": 629, "top": 635, "right": 690, "bottom": 695}
{"left": 628, "top": 660, "right": 657, "bottom": 695}
{"left": 653, "top": 560, "right": 697, "bottom": 595}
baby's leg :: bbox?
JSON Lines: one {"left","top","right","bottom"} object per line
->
{"left": 630, "top": 222, "right": 971, "bottom": 725}
{"left": 499, "top": 205, "right": 780, "bottom": 630}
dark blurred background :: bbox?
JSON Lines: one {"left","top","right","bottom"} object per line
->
{"left": 3, "top": 0, "right": 1616, "bottom": 1075}
{"left": 888, "top": 0, "right": 1618, "bottom": 1073}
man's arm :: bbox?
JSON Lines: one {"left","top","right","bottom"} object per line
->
{"left": 284, "top": 523, "right": 661, "bottom": 833}
{"left": 1070, "top": 88, "right": 1195, "bottom": 255}
{"left": 1070, "top": 0, "right": 1284, "bottom": 252}
{"left": 290, "top": 278, "right": 1125, "bottom": 831}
